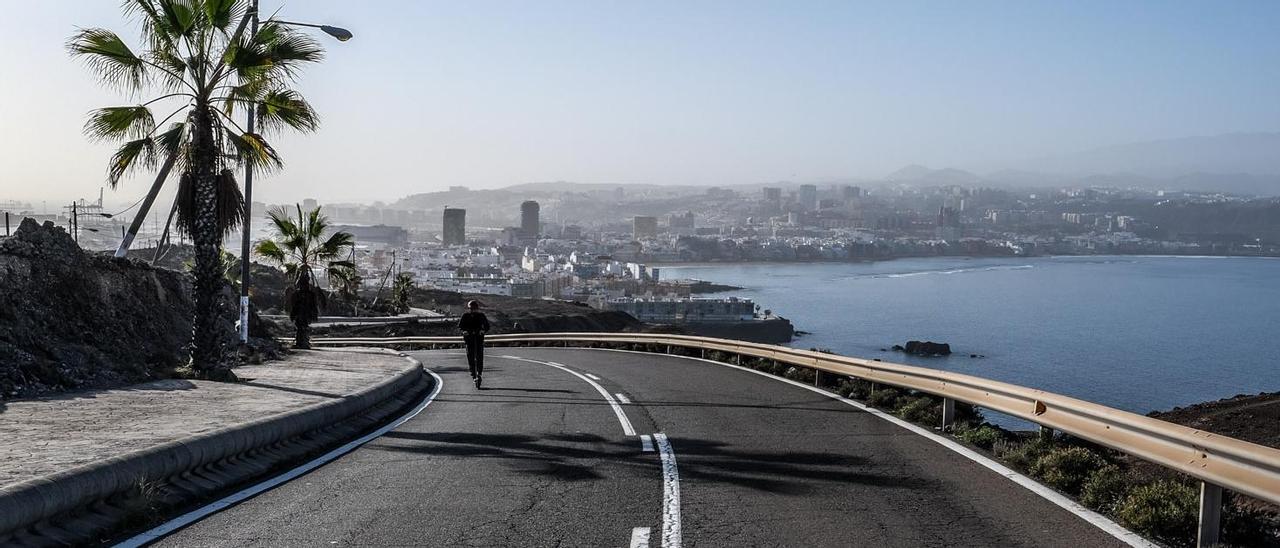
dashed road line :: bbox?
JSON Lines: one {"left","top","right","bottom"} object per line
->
{"left": 640, "top": 434, "right": 655, "bottom": 452}
{"left": 615, "top": 392, "right": 632, "bottom": 404}
{"left": 498, "top": 355, "right": 636, "bottom": 436}
{"left": 585, "top": 373, "right": 603, "bottom": 381}
{"left": 630, "top": 526, "right": 652, "bottom": 548}
{"left": 654, "top": 433, "right": 682, "bottom": 548}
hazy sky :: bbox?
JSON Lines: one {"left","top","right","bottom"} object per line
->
{"left": 1, "top": 1, "right": 1278, "bottom": 205}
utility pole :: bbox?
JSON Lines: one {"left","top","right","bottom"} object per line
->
{"left": 72, "top": 202, "right": 78, "bottom": 243}
{"left": 238, "top": 0, "right": 260, "bottom": 344}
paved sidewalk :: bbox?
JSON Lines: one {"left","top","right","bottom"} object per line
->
{"left": 0, "top": 348, "right": 411, "bottom": 487}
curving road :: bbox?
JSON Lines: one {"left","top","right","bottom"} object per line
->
{"left": 153, "top": 348, "right": 1132, "bottom": 547}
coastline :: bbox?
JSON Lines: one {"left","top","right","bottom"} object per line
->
{"left": 653, "top": 252, "right": 1280, "bottom": 268}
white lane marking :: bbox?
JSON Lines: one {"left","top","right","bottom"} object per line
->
{"left": 115, "top": 363, "right": 445, "bottom": 547}
{"left": 630, "top": 526, "right": 652, "bottom": 548}
{"left": 498, "top": 355, "right": 636, "bottom": 436}
{"left": 615, "top": 392, "right": 632, "bottom": 404}
{"left": 654, "top": 433, "right": 682, "bottom": 548}
{"left": 640, "top": 434, "right": 655, "bottom": 452}
{"left": 585, "top": 373, "right": 602, "bottom": 381}
{"left": 583, "top": 348, "right": 1155, "bottom": 548}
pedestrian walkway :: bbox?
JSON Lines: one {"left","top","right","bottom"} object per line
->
{"left": 0, "top": 348, "right": 410, "bottom": 488}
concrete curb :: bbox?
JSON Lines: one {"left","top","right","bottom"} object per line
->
{"left": 0, "top": 348, "right": 427, "bottom": 544}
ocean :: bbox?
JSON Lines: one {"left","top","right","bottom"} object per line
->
{"left": 661, "top": 256, "right": 1280, "bottom": 423}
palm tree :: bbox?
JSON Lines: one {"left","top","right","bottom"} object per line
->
{"left": 70, "top": 1, "right": 324, "bottom": 377}
{"left": 392, "top": 272, "right": 416, "bottom": 314}
{"left": 255, "top": 205, "right": 354, "bottom": 349}
{"left": 329, "top": 264, "right": 364, "bottom": 316}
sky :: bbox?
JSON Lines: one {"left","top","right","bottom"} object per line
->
{"left": 1, "top": 0, "right": 1278, "bottom": 206}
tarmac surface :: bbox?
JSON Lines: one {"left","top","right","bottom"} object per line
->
{"left": 153, "top": 347, "right": 1128, "bottom": 547}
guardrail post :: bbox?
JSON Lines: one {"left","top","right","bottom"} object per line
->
{"left": 1039, "top": 426, "right": 1055, "bottom": 442}
{"left": 1197, "top": 482, "right": 1223, "bottom": 548}
{"left": 814, "top": 370, "right": 825, "bottom": 387}
{"left": 941, "top": 398, "right": 956, "bottom": 430}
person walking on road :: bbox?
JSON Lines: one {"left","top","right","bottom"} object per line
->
{"left": 458, "top": 300, "right": 491, "bottom": 388}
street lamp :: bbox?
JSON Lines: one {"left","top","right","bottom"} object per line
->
{"left": 239, "top": 1, "right": 353, "bottom": 343}
{"left": 274, "top": 20, "right": 354, "bottom": 42}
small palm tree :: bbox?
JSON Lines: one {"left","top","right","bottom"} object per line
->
{"left": 70, "top": 0, "right": 324, "bottom": 377}
{"left": 329, "top": 264, "right": 364, "bottom": 316}
{"left": 255, "top": 205, "right": 354, "bottom": 349}
{"left": 392, "top": 272, "right": 416, "bottom": 314}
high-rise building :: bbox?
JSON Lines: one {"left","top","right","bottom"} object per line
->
{"left": 520, "top": 200, "right": 540, "bottom": 241}
{"left": 841, "top": 185, "right": 862, "bottom": 201}
{"left": 633, "top": 216, "right": 659, "bottom": 239}
{"left": 302, "top": 198, "right": 319, "bottom": 211}
{"left": 762, "top": 187, "right": 782, "bottom": 202}
{"left": 442, "top": 207, "right": 466, "bottom": 245}
{"left": 798, "top": 184, "right": 818, "bottom": 210}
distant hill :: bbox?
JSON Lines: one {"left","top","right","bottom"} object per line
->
{"left": 885, "top": 165, "right": 982, "bottom": 185}
{"left": 1024, "top": 132, "right": 1280, "bottom": 179}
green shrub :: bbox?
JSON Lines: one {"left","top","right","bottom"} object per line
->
{"left": 896, "top": 396, "right": 941, "bottom": 425}
{"left": 836, "top": 378, "right": 870, "bottom": 400}
{"left": 1115, "top": 480, "right": 1198, "bottom": 547}
{"left": 1080, "top": 465, "right": 1128, "bottom": 512}
{"left": 783, "top": 366, "right": 815, "bottom": 383}
{"left": 955, "top": 423, "right": 1005, "bottom": 450}
{"left": 993, "top": 438, "right": 1054, "bottom": 471}
{"left": 1031, "top": 446, "right": 1107, "bottom": 494}
{"left": 867, "top": 387, "right": 903, "bottom": 409}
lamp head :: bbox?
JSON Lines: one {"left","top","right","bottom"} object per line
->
{"left": 321, "top": 25, "right": 353, "bottom": 41}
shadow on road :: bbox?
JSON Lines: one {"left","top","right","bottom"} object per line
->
{"left": 373, "top": 430, "right": 926, "bottom": 494}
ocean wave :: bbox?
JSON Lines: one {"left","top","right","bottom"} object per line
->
{"left": 849, "top": 264, "right": 1034, "bottom": 280}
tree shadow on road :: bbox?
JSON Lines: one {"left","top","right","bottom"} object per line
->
{"left": 373, "top": 431, "right": 928, "bottom": 495}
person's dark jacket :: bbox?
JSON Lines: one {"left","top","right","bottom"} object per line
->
{"left": 458, "top": 311, "right": 490, "bottom": 334}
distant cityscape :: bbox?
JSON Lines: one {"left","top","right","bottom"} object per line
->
{"left": 4, "top": 178, "right": 1279, "bottom": 324}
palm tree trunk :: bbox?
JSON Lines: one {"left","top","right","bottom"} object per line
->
{"left": 189, "top": 105, "right": 235, "bottom": 380}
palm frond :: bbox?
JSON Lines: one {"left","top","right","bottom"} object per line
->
{"left": 256, "top": 89, "right": 319, "bottom": 133}
{"left": 227, "top": 22, "right": 323, "bottom": 84}
{"left": 254, "top": 238, "right": 288, "bottom": 265}
{"left": 68, "top": 28, "right": 147, "bottom": 91}
{"left": 202, "top": 0, "right": 243, "bottom": 34}
{"left": 108, "top": 137, "right": 158, "bottom": 187}
{"left": 84, "top": 106, "right": 156, "bottom": 141}
{"left": 223, "top": 129, "right": 284, "bottom": 173}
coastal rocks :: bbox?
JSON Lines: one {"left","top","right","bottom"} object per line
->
{"left": 892, "top": 340, "right": 952, "bottom": 356}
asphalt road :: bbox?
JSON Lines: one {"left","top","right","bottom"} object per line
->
{"left": 153, "top": 347, "right": 1128, "bottom": 547}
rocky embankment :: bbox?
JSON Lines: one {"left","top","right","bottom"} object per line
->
{"left": 1149, "top": 392, "right": 1280, "bottom": 450}
{"left": 0, "top": 220, "right": 192, "bottom": 399}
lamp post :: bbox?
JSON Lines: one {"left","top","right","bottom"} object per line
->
{"left": 238, "top": 1, "right": 352, "bottom": 343}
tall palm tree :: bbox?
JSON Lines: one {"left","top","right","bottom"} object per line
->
{"left": 70, "top": 0, "right": 324, "bottom": 377}
{"left": 255, "top": 205, "right": 354, "bottom": 349}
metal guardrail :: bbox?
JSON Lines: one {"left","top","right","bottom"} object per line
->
{"left": 303, "top": 332, "right": 1280, "bottom": 547}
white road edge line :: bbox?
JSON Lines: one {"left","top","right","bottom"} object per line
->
{"left": 585, "top": 373, "right": 603, "bottom": 381}
{"left": 583, "top": 348, "right": 1156, "bottom": 548}
{"left": 630, "top": 526, "right": 652, "bottom": 548}
{"left": 653, "top": 433, "right": 682, "bottom": 548}
{"left": 640, "top": 434, "right": 655, "bottom": 452}
{"left": 115, "top": 360, "right": 445, "bottom": 548}
{"left": 498, "top": 355, "right": 636, "bottom": 436}
{"left": 616, "top": 392, "right": 632, "bottom": 404}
